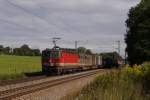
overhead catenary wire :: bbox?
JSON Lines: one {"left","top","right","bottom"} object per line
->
{"left": 3, "top": 0, "right": 126, "bottom": 56}
{"left": 6, "top": 0, "right": 72, "bottom": 35}
{"left": 0, "top": 18, "right": 44, "bottom": 33}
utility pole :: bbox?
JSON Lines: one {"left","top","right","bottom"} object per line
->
{"left": 75, "top": 41, "right": 77, "bottom": 49}
{"left": 75, "top": 41, "right": 78, "bottom": 49}
{"left": 75, "top": 41, "right": 80, "bottom": 52}
{"left": 117, "top": 40, "right": 121, "bottom": 55}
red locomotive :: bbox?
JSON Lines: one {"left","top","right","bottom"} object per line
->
{"left": 42, "top": 46, "right": 102, "bottom": 74}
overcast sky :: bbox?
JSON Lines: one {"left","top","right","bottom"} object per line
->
{"left": 0, "top": 0, "right": 140, "bottom": 56}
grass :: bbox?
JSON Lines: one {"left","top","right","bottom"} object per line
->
{"left": 73, "top": 63, "right": 150, "bottom": 100}
{"left": 0, "top": 55, "right": 41, "bottom": 80}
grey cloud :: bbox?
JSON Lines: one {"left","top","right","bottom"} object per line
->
{"left": 0, "top": 0, "right": 140, "bottom": 56}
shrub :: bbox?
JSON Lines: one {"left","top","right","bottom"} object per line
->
{"left": 77, "top": 73, "right": 144, "bottom": 100}
{"left": 75, "top": 63, "right": 150, "bottom": 100}
{"left": 141, "top": 63, "right": 150, "bottom": 94}
{"left": 121, "top": 64, "right": 143, "bottom": 81}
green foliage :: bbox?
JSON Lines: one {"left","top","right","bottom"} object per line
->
{"left": 13, "top": 44, "right": 41, "bottom": 56}
{"left": 76, "top": 63, "right": 150, "bottom": 100}
{"left": 77, "top": 73, "right": 145, "bottom": 100}
{"left": 77, "top": 47, "right": 86, "bottom": 54}
{"left": 100, "top": 52, "right": 121, "bottom": 68}
{"left": 77, "top": 47, "right": 93, "bottom": 54}
{"left": 2, "top": 47, "right": 11, "bottom": 54}
{"left": 0, "top": 55, "right": 41, "bottom": 80}
{"left": 0, "top": 44, "right": 41, "bottom": 56}
{"left": 141, "top": 63, "right": 150, "bottom": 93}
{"left": 141, "top": 63, "right": 150, "bottom": 75}
{"left": 0, "top": 45, "right": 4, "bottom": 54}
{"left": 86, "top": 49, "right": 92, "bottom": 55}
{"left": 125, "top": 0, "right": 150, "bottom": 65}
{"left": 121, "top": 65, "right": 144, "bottom": 81}
{"left": 122, "top": 63, "right": 150, "bottom": 93}
{"left": 32, "top": 49, "right": 41, "bottom": 56}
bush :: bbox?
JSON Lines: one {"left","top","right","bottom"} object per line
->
{"left": 121, "top": 64, "right": 143, "bottom": 81}
{"left": 76, "top": 63, "right": 150, "bottom": 100}
{"left": 77, "top": 73, "right": 144, "bottom": 100}
{"left": 141, "top": 63, "right": 150, "bottom": 76}
{"left": 141, "top": 63, "right": 150, "bottom": 94}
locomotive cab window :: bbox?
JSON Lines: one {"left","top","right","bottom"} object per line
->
{"left": 42, "top": 51, "right": 59, "bottom": 58}
{"left": 50, "top": 51, "right": 59, "bottom": 58}
{"left": 42, "top": 51, "right": 50, "bottom": 58}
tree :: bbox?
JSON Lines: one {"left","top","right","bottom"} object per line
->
{"left": 3, "top": 47, "right": 11, "bottom": 54}
{"left": 0, "top": 45, "right": 3, "bottom": 54}
{"left": 32, "top": 49, "right": 41, "bottom": 56}
{"left": 86, "top": 49, "right": 92, "bottom": 54}
{"left": 0, "top": 44, "right": 41, "bottom": 56}
{"left": 125, "top": 0, "right": 150, "bottom": 65}
{"left": 20, "top": 44, "right": 30, "bottom": 50}
{"left": 13, "top": 48, "right": 22, "bottom": 55}
{"left": 77, "top": 47, "right": 93, "bottom": 54}
{"left": 77, "top": 47, "right": 87, "bottom": 54}
{"left": 20, "top": 44, "right": 31, "bottom": 56}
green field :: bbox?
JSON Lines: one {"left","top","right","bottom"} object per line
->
{"left": 0, "top": 55, "right": 41, "bottom": 80}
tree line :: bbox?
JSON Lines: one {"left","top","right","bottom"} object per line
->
{"left": 0, "top": 44, "right": 41, "bottom": 56}
{"left": 77, "top": 47, "right": 93, "bottom": 54}
{"left": 125, "top": 0, "right": 150, "bottom": 65}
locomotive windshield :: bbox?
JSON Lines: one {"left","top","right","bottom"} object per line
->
{"left": 50, "top": 52, "right": 59, "bottom": 58}
{"left": 42, "top": 50, "right": 59, "bottom": 58}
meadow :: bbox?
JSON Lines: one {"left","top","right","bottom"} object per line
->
{"left": 0, "top": 55, "right": 41, "bottom": 80}
{"left": 66, "top": 63, "right": 150, "bottom": 100}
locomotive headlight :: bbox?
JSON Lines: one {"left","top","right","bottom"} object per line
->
{"left": 49, "top": 59, "right": 52, "bottom": 62}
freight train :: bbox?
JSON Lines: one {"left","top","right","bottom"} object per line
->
{"left": 42, "top": 47, "right": 102, "bottom": 74}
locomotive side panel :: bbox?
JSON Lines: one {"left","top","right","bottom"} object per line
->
{"left": 58, "top": 51, "right": 79, "bottom": 67}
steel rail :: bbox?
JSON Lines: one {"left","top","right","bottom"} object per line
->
{"left": 0, "top": 69, "right": 104, "bottom": 100}
{"left": 0, "top": 76, "right": 46, "bottom": 86}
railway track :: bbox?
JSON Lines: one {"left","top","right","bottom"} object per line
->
{"left": 0, "top": 69, "right": 105, "bottom": 100}
{"left": 0, "top": 75, "right": 46, "bottom": 86}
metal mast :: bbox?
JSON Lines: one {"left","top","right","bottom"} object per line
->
{"left": 117, "top": 40, "right": 121, "bottom": 55}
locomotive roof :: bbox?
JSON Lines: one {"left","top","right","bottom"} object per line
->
{"left": 43, "top": 48, "right": 77, "bottom": 52}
